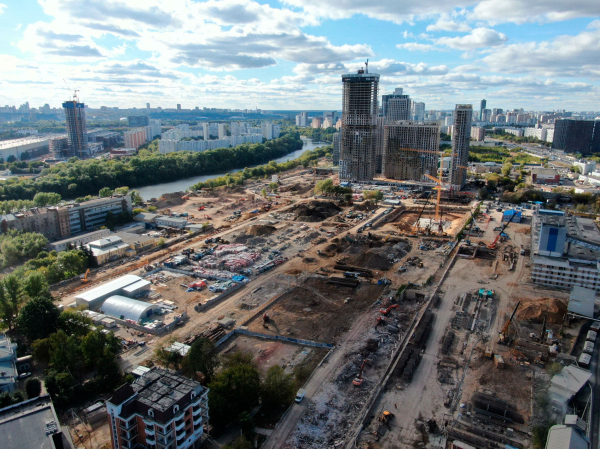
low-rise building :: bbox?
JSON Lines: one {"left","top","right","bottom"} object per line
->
{"left": 75, "top": 274, "right": 145, "bottom": 310}
{"left": 86, "top": 232, "right": 159, "bottom": 265}
{"left": 573, "top": 160, "right": 596, "bottom": 175}
{"left": 0, "top": 334, "right": 17, "bottom": 393}
{"left": 470, "top": 127, "right": 485, "bottom": 141}
{"left": 531, "top": 210, "right": 600, "bottom": 291}
{"left": 0, "top": 395, "right": 73, "bottom": 449}
{"left": 155, "top": 216, "right": 188, "bottom": 229}
{"left": 106, "top": 368, "right": 209, "bottom": 449}
{"left": 49, "top": 229, "right": 111, "bottom": 252}
{"left": 531, "top": 168, "right": 560, "bottom": 184}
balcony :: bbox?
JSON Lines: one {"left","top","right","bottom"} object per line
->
{"left": 146, "top": 434, "right": 156, "bottom": 444}
{"left": 191, "top": 396, "right": 201, "bottom": 407}
{"left": 175, "top": 420, "right": 185, "bottom": 432}
{"left": 176, "top": 427, "right": 186, "bottom": 439}
{"left": 120, "top": 430, "right": 139, "bottom": 442}
{"left": 192, "top": 407, "right": 202, "bottom": 417}
{"left": 145, "top": 427, "right": 155, "bottom": 436}
{"left": 193, "top": 415, "right": 202, "bottom": 427}
{"left": 142, "top": 416, "right": 155, "bottom": 426}
{"left": 120, "top": 420, "right": 137, "bottom": 431}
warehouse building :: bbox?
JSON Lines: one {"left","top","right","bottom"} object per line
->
{"left": 100, "top": 296, "right": 159, "bottom": 322}
{"left": 75, "top": 275, "right": 148, "bottom": 310}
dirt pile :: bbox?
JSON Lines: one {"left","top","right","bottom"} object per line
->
{"left": 247, "top": 224, "right": 277, "bottom": 236}
{"left": 344, "top": 240, "right": 411, "bottom": 270}
{"left": 153, "top": 191, "right": 186, "bottom": 209}
{"left": 293, "top": 200, "right": 342, "bottom": 222}
{"left": 353, "top": 200, "right": 378, "bottom": 211}
{"left": 517, "top": 298, "right": 567, "bottom": 324}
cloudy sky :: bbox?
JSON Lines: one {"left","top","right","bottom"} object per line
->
{"left": 0, "top": 0, "right": 599, "bottom": 111}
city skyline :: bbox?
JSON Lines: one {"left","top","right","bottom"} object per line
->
{"left": 0, "top": 1, "right": 598, "bottom": 111}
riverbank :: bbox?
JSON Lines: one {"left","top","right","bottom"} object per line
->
{"left": 136, "top": 138, "right": 328, "bottom": 199}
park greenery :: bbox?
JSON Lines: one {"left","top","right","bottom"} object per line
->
{"left": 468, "top": 145, "right": 544, "bottom": 165}
{"left": 297, "top": 126, "right": 337, "bottom": 142}
{"left": 488, "top": 131, "right": 550, "bottom": 147}
{"left": 314, "top": 178, "right": 353, "bottom": 198}
{"left": 0, "top": 132, "right": 303, "bottom": 202}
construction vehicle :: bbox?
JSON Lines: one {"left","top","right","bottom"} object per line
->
{"left": 353, "top": 359, "right": 368, "bottom": 386}
{"left": 499, "top": 300, "right": 521, "bottom": 345}
{"left": 488, "top": 212, "right": 516, "bottom": 249}
{"left": 380, "top": 304, "right": 399, "bottom": 316}
{"left": 198, "top": 206, "right": 205, "bottom": 211}
{"left": 376, "top": 316, "right": 386, "bottom": 326}
{"left": 379, "top": 410, "right": 395, "bottom": 425}
{"left": 413, "top": 192, "right": 432, "bottom": 234}
{"left": 80, "top": 268, "right": 90, "bottom": 283}
{"left": 263, "top": 313, "right": 270, "bottom": 324}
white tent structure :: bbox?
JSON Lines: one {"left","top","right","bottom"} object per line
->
{"left": 100, "top": 296, "right": 160, "bottom": 322}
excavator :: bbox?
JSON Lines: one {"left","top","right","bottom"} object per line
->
{"left": 380, "top": 304, "right": 399, "bottom": 316}
{"left": 499, "top": 300, "right": 521, "bottom": 345}
{"left": 353, "top": 359, "right": 369, "bottom": 386}
{"left": 80, "top": 268, "right": 90, "bottom": 283}
{"left": 488, "top": 212, "right": 516, "bottom": 249}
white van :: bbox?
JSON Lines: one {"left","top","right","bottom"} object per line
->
{"left": 295, "top": 389, "right": 306, "bottom": 403}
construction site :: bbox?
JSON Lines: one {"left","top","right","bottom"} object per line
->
{"left": 52, "top": 161, "right": 596, "bottom": 449}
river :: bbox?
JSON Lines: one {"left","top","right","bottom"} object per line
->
{"left": 135, "top": 138, "right": 329, "bottom": 200}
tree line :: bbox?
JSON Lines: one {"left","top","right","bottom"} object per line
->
{"left": 0, "top": 132, "right": 303, "bottom": 201}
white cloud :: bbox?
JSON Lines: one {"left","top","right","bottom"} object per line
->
{"left": 426, "top": 14, "right": 471, "bottom": 32}
{"left": 588, "top": 19, "right": 600, "bottom": 29}
{"left": 435, "top": 27, "right": 507, "bottom": 50}
{"left": 0, "top": 4, "right": 6, "bottom": 15}
{"left": 471, "top": 0, "right": 600, "bottom": 25}
{"left": 402, "top": 31, "right": 415, "bottom": 39}
{"left": 482, "top": 28, "right": 600, "bottom": 77}
{"left": 396, "top": 43, "right": 442, "bottom": 52}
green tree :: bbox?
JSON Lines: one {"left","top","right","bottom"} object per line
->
{"left": 130, "top": 190, "right": 143, "bottom": 205}
{"left": 363, "top": 190, "right": 384, "bottom": 205}
{"left": 183, "top": 338, "right": 218, "bottom": 383}
{"left": 48, "top": 330, "right": 83, "bottom": 373}
{"left": 32, "top": 192, "right": 62, "bottom": 207}
{"left": 261, "top": 188, "right": 267, "bottom": 199}
{"left": 17, "top": 296, "right": 59, "bottom": 341}
{"left": 99, "top": 187, "right": 114, "bottom": 197}
{"left": 1, "top": 275, "right": 23, "bottom": 331}
{"left": 314, "top": 178, "right": 334, "bottom": 196}
{"left": 57, "top": 310, "right": 93, "bottom": 337}
{"left": 22, "top": 271, "right": 50, "bottom": 299}
{"left": 260, "top": 365, "right": 296, "bottom": 411}
{"left": 25, "top": 377, "right": 42, "bottom": 399}
{"left": 501, "top": 162, "right": 513, "bottom": 177}
{"left": 114, "top": 186, "right": 130, "bottom": 195}
{"left": 208, "top": 363, "right": 260, "bottom": 430}
{"left": 223, "top": 436, "right": 254, "bottom": 449}
{"left": 268, "top": 182, "right": 279, "bottom": 192}
{"left": 570, "top": 165, "right": 582, "bottom": 174}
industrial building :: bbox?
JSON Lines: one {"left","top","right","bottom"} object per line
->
{"left": 49, "top": 229, "right": 111, "bottom": 252}
{"left": 531, "top": 210, "right": 600, "bottom": 291}
{"left": 75, "top": 274, "right": 150, "bottom": 310}
{"left": 106, "top": 368, "right": 209, "bottom": 449}
{"left": 449, "top": 104, "right": 472, "bottom": 189}
{"left": 382, "top": 121, "right": 440, "bottom": 181}
{"left": 100, "top": 296, "right": 160, "bottom": 322}
{"left": 502, "top": 209, "right": 522, "bottom": 223}
{"left": 339, "top": 66, "right": 380, "bottom": 181}
{"left": 0, "top": 395, "right": 73, "bottom": 449}
{"left": 531, "top": 168, "right": 560, "bottom": 184}
{"left": 0, "top": 135, "right": 61, "bottom": 161}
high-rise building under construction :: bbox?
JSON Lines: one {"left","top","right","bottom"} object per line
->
{"left": 382, "top": 88, "right": 411, "bottom": 121}
{"left": 339, "top": 66, "right": 379, "bottom": 181}
{"left": 62, "top": 95, "right": 88, "bottom": 158}
{"left": 449, "top": 104, "right": 472, "bottom": 189}
{"left": 382, "top": 121, "right": 440, "bottom": 181}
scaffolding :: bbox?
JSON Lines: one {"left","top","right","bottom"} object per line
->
{"left": 62, "top": 91, "right": 89, "bottom": 159}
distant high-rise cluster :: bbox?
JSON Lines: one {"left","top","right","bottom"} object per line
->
{"left": 553, "top": 119, "right": 600, "bottom": 155}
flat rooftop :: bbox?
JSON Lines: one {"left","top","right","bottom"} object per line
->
{"left": 0, "top": 396, "right": 71, "bottom": 449}
{"left": 75, "top": 274, "right": 142, "bottom": 303}
{"left": 133, "top": 369, "right": 202, "bottom": 412}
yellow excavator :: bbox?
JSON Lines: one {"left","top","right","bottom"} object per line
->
{"left": 80, "top": 268, "right": 90, "bottom": 283}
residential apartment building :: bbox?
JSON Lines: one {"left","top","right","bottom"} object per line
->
{"left": 470, "top": 127, "right": 485, "bottom": 141}
{"left": 382, "top": 88, "right": 411, "bottom": 121}
{"left": 332, "top": 132, "right": 341, "bottom": 166}
{"left": 158, "top": 135, "right": 262, "bottom": 153}
{"left": 531, "top": 211, "right": 600, "bottom": 292}
{"left": 0, "top": 334, "right": 18, "bottom": 393}
{"left": 382, "top": 121, "right": 440, "bottom": 181}
{"left": 449, "top": 104, "right": 472, "bottom": 189}
{"left": 128, "top": 116, "right": 149, "bottom": 127}
{"left": 339, "top": 67, "right": 379, "bottom": 181}
{"left": 553, "top": 119, "right": 600, "bottom": 155}
{"left": 124, "top": 128, "right": 148, "bottom": 150}
{"left": 0, "top": 195, "right": 132, "bottom": 240}
{"left": 63, "top": 98, "right": 88, "bottom": 158}
{"left": 311, "top": 117, "right": 323, "bottom": 129}
{"left": 411, "top": 102, "right": 425, "bottom": 121}
{"left": 218, "top": 123, "right": 227, "bottom": 139}
{"left": 296, "top": 112, "right": 308, "bottom": 127}
{"left": 106, "top": 368, "right": 209, "bottom": 449}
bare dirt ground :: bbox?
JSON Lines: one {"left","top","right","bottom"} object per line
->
{"left": 246, "top": 276, "right": 385, "bottom": 344}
